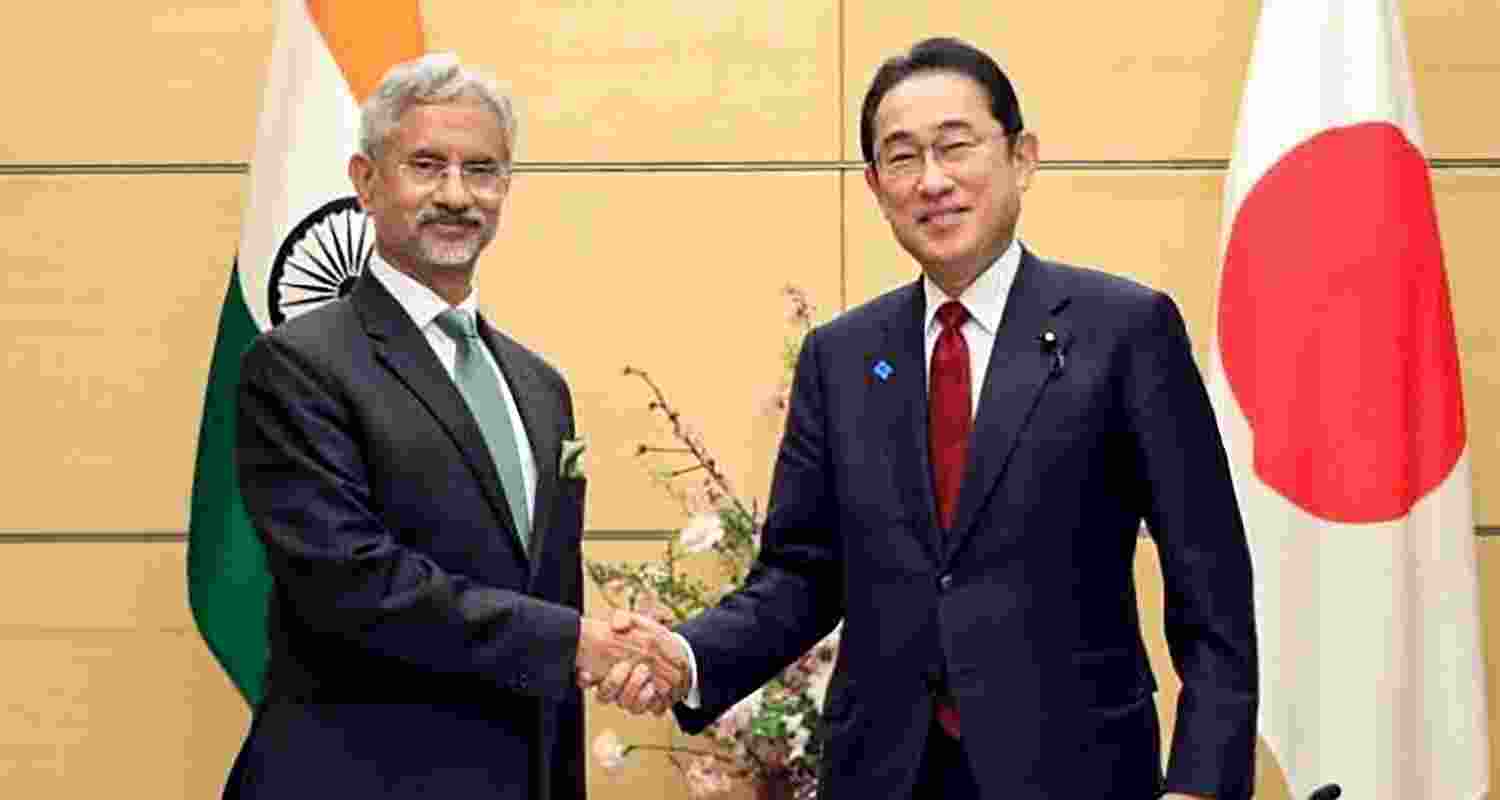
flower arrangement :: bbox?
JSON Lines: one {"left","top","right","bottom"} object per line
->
{"left": 586, "top": 287, "right": 839, "bottom": 800}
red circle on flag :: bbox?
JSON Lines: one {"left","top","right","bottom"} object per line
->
{"left": 1219, "top": 122, "right": 1465, "bottom": 523}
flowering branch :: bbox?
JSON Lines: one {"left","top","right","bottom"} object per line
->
{"left": 621, "top": 365, "right": 754, "bottom": 524}
{"left": 587, "top": 286, "right": 835, "bottom": 799}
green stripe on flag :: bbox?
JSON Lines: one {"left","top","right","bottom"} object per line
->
{"left": 188, "top": 259, "right": 269, "bottom": 707}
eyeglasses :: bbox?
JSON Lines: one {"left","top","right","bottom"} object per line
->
{"left": 875, "top": 129, "right": 1015, "bottom": 184}
{"left": 396, "top": 157, "right": 511, "bottom": 198}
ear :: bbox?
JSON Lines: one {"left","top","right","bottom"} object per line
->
{"left": 348, "top": 152, "right": 377, "bottom": 211}
{"left": 1012, "top": 131, "right": 1040, "bottom": 192}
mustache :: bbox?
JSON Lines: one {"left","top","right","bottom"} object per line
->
{"left": 417, "top": 209, "right": 484, "bottom": 227}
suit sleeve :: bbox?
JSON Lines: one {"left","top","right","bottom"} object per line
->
{"left": 1124, "top": 293, "right": 1258, "bottom": 799}
{"left": 550, "top": 542, "right": 589, "bottom": 800}
{"left": 673, "top": 328, "right": 845, "bottom": 733}
{"left": 236, "top": 334, "right": 580, "bottom": 703}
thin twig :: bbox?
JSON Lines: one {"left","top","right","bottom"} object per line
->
{"left": 623, "top": 366, "right": 754, "bottom": 522}
{"left": 626, "top": 743, "right": 740, "bottom": 765}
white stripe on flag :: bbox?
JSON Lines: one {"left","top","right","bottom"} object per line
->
{"left": 237, "top": 0, "right": 362, "bottom": 332}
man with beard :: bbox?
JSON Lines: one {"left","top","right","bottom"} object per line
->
{"left": 224, "top": 53, "right": 684, "bottom": 799}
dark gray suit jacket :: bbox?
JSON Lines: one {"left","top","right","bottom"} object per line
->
{"left": 226, "top": 273, "right": 587, "bottom": 800}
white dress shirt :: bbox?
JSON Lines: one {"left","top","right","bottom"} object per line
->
{"left": 366, "top": 254, "right": 538, "bottom": 520}
{"left": 677, "top": 240, "right": 1025, "bottom": 708}
{"left": 922, "top": 237, "right": 1023, "bottom": 416}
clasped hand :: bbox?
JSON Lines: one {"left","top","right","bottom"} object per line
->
{"left": 575, "top": 609, "right": 689, "bottom": 715}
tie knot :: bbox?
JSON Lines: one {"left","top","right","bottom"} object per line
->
{"left": 435, "top": 308, "right": 479, "bottom": 342}
{"left": 936, "top": 301, "right": 969, "bottom": 331}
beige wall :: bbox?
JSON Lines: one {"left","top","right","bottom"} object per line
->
{"left": 1, "top": 0, "right": 1497, "bottom": 796}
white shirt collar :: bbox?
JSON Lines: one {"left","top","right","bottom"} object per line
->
{"left": 366, "top": 250, "right": 479, "bottom": 328}
{"left": 922, "top": 237, "right": 1022, "bottom": 335}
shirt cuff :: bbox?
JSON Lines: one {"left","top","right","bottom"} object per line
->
{"left": 670, "top": 631, "right": 702, "bottom": 708}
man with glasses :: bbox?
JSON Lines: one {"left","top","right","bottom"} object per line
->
{"left": 597, "top": 37, "right": 1257, "bottom": 799}
{"left": 226, "top": 53, "right": 683, "bottom": 799}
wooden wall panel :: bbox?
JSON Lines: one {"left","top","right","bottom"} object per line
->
{"left": 842, "top": 5, "right": 1259, "bottom": 162}
{"left": 6, "top": 1, "right": 1491, "bottom": 164}
{"left": 1406, "top": 0, "right": 1500, "bottom": 158}
{"left": 2, "top": 1, "right": 841, "bottom": 165}
{"left": 479, "top": 172, "right": 842, "bottom": 531}
{"left": 0, "top": 2, "right": 274, "bottom": 163}
{"left": 425, "top": 1, "right": 842, "bottom": 163}
{"left": 0, "top": 175, "right": 243, "bottom": 533}
{"left": 0, "top": 543, "right": 192, "bottom": 629}
{"left": 1435, "top": 171, "right": 1500, "bottom": 524}
{"left": 0, "top": 539, "right": 721, "bottom": 799}
{"left": 0, "top": 544, "right": 246, "bottom": 797}
{"left": 0, "top": 630, "right": 247, "bottom": 796}
{"left": 842, "top": 1, "right": 1500, "bottom": 163}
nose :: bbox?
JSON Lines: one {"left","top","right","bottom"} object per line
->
{"left": 433, "top": 165, "right": 473, "bottom": 208}
{"left": 917, "top": 152, "right": 954, "bottom": 196}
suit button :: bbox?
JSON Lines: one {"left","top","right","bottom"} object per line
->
{"left": 938, "top": 574, "right": 953, "bottom": 592}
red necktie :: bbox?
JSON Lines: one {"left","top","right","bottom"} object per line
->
{"left": 929, "top": 301, "right": 971, "bottom": 531}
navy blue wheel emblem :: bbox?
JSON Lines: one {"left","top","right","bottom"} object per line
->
{"left": 267, "top": 196, "right": 374, "bottom": 326}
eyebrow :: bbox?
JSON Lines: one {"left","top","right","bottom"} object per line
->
{"left": 404, "top": 147, "right": 503, "bottom": 164}
{"left": 878, "top": 119, "right": 981, "bottom": 151}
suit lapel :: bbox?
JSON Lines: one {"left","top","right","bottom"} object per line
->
{"left": 353, "top": 276, "right": 529, "bottom": 566}
{"left": 476, "top": 316, "right": 563, "bottom": 574}
{"left": 944, "top": 250, "right": 1072, "bottom": 566}
{"left": 868, "top": 280, "right": 944, "bottom": 565}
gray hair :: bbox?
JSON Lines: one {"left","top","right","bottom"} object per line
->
{"left": 358, "top": 52, "right": 518, "bottom": 163}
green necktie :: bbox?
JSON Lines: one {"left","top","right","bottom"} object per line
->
{"left": 435, "top": 308, "right": 530, "bottom": 549}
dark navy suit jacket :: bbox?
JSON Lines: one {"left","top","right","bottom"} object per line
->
{"left": 226, "top": 274, "right": 587, "bottom": 800}
{"left": 675, "top": 249, "right": 1257, "bottom": 799}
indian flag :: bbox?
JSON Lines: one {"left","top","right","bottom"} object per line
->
{"left": 1206, "top": 0, "right": 1490, "bottom": 797}
{"left": 188, "top": 0, "right": 425, "bottom": 705}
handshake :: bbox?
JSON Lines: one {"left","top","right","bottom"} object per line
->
{"left": 574, "top": 609, "right": 691, "bottom": 715}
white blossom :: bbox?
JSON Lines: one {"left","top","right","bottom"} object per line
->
{"left": 591, "top": 730, "right": 629, "bottom": 773}
{"left": 679, "top": 512, "right": 726, "bottom": 553}
{"left": 783, "top": 712, "right": 813, "bottom": 762}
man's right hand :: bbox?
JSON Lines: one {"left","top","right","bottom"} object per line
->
{"left": 575, "top": 609, "right": 688, "bottom": 715}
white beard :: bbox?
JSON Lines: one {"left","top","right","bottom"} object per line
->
{"left": 415, "top": 222, "right": 496, "bottom": 270}
{"left": 420, "top": 236, "right": 482, "bottom": 267}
